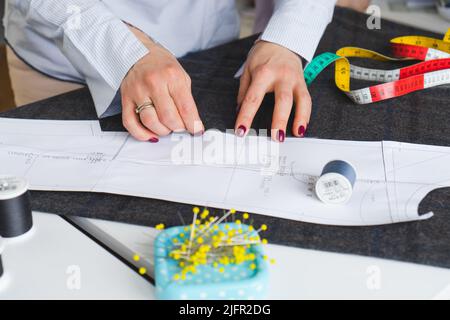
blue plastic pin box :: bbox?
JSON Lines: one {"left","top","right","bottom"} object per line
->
{"left": 154, "top": 223, "right": 269, "bottom": 300}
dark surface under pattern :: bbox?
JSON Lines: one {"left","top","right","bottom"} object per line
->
{"left": 2, "top": 7, "right": 450, "bottom": 268}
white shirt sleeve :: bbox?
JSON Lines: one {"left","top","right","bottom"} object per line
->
{"left": 17, "top": 0, "right": 149, "bottom": 117}
{"left": 260, "top": 0, "right": 337, "bottom": 62}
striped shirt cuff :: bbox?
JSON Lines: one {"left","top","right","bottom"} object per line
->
{"left": 261, "top": 0, "right": 335, "bottom": 62}
{"left": 61, "top": 4, "right": 149, "bottom": 117}
{"left": 29, "top": 1, "right": 150, "bottom": 117}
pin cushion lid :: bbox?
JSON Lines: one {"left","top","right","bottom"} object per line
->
{"left": 0, "top": 176, "right": 28, "bottom": 201}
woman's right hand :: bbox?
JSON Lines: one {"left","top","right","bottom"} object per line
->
{"left": 120, "top": 27, "right": 204, "bottom": 142}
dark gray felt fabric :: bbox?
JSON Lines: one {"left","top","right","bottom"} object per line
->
{"left": 2, "top": 8, "right": 450, "bottom": 268}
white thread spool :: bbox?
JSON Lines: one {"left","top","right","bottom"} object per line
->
{"left": 315, "top": 160, "right": 357, "bottom": 205}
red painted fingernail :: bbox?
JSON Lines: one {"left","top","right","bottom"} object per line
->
{"left": 236, "top": 125, "right": 247, "bottom": 137}
{"left": 194, "top": 130, "right": 205, "bottom": 137}
{"left": 298, "top": 125, "right": 306, "bottom": 137}
{"left": 277, "top": 130, "right": 285, "bottom": 143}
{"left": 149, "top": 137, "right": 159, "bottom": 143}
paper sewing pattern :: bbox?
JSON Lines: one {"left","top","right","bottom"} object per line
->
{"left": 0, "top": 118, "right": 448, "bottom": 226}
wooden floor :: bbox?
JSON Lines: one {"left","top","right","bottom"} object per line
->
{"left": 0, "top": 44, "right": 15, "bottom": 112}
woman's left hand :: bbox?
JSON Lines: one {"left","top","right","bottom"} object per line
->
{"left": 235, "top": 41, "right": 311, "bottom": 142}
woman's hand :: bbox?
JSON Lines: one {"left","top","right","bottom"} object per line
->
{"left": 121, "top": 27, "right": 204, "bottom": 142}
{"left": 336, "top": 0, "right": 370, "bottom": 12}
{"left": 235, "top": 41, "right": 311, "bottom": 142}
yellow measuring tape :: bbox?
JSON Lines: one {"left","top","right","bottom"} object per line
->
{"left": 304, "top": 29, "right": 450, "bottom": 104}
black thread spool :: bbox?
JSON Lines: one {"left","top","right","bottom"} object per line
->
{"left": 0, "top": 176, "right": 33, "bottom": 238}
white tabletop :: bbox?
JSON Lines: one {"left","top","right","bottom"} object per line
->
{"left": 1, "top": 211, "right": 449, "bottom": 300}
{"left": 0, "top": 212, "right": 154, "bottom": 299}
{"left": 72, "top": 215, "right": 450, "bottom": 300}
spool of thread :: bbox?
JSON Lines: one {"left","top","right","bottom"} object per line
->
{"left": 0, "top": 176, "right": 33, "bottom": 238}
{"left": 315, "top": 160, "right": 357, "bottom": 205}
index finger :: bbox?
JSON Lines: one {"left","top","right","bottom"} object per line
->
{"left": 170, "top": 84, "right": 204, "bottom": 135}
{"left": 235, "top": 78, "right": 272, "bottom": 137}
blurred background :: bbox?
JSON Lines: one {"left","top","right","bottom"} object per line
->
{"left": 0, "top": 0, "right": 14, "bottom": 112}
